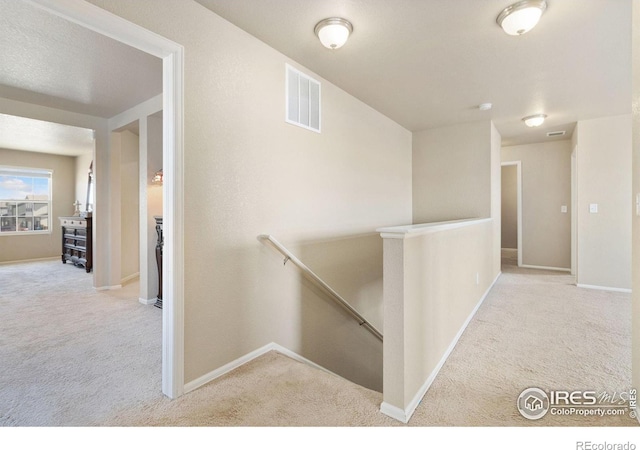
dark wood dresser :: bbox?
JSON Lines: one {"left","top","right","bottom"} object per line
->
{"left": 59, "top": 216, "right": 92, "bottom": 273}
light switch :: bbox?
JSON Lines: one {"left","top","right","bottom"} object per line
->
{"left": 589, "top": 204, "right": 598, "bottom": 213}
{"left": 561, "top": 205, "right": 567, "bottom": 213}
{"left": 636, "top": 194, "right": 640, "bottom": 216}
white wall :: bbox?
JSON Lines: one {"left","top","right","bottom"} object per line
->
{"left": 74, "top": 151, "right": 93, "bottom": 212}
{"left": 501, "top": 165, "right": 517, "bottom": 249}
{"left": 490, "top": 122, "right": 502, "bottom": 276}
{"left": 119, "top": 130, "right": 140, "bottom": 282}
{"left": 108, "top": 95, "right": 163, "bottom": 301}
{"left": 575, "top": 115, "right": 632, "bottom": 290}
{"left": 413, "top": 120, "right": 501, "bottom": 277}
{"left": 502, "top": 141, "right": 572, "bottom": 269}
{"left": 87, "top": 0, "right": 412, "bottom": 391}
{"left": 413, "top": 121, "right": 492, "bottom": 224}
{"left": 380, "top": 219, "right": 495, "bottom": 421}
{"left": 632, "top": 0, "right": 640, "bottom": 409}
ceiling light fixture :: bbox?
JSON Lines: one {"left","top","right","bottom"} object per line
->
{"left": 497, "top": 0, "right": 547, "bottom": 36}
{"left": 522, "top": 114, "right": 547, "bottom": 127}
{"left": 314, "top": 17, "right": 353, "bottom": 49}
{"left": 479, "top": 103, "right": 493, "bottom": 111}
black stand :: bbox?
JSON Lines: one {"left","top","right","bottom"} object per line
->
{"left": 154, "top": 216, "right": 163, "bottom": 309}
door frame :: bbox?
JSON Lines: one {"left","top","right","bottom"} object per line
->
{"left": 28, "top": 0, "right": 185, "bottom": 399}
{"left": 571, "top": 146, "right": 578, "bottom": 277}
{"left": 501, "top": 161, "right": 523, "bottom": 267}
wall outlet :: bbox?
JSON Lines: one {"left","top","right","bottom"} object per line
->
{"left": 561, "top": 205, "right": 567, "bottom": 213}
{"left": 589, "top": 204, "right": 598, "bottom": 213}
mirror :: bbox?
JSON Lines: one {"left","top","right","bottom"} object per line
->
{"left": 85, "top": 161, "right": 93, "bottom": 215}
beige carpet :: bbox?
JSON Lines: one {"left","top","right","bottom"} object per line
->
{"left": 0, "top": 253, "right": 636, "bottom": 426}
{"left": 412, "top": 249, "right": 635, "bottom": 426}
{"left": 0, "top": 259, "right": 162, "bottom": 426}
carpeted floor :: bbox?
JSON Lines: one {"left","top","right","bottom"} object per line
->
{"left": 0, "top": 252, "right": 635, "bottom": 427}
{"left": 0, "top": 259, "right": 162, "bottom": 426}
{"left": 411, "top": 249, "right": 635, "bottom": 426}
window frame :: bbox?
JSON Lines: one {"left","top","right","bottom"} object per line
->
{"left": 0, "top": 166, "right": 53, "bottom": 236}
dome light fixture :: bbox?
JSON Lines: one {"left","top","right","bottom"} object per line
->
{"left": 497, "top": 0, "right": 547, "bottom": 36}
{"left": 314, "top": 17, "right": 353, "bottom": 49}
{"left": 522, "top": 114, "right": 547, "bottom": 127}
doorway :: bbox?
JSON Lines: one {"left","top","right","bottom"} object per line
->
{"left": 571, "top": 146, "right": 578, "bottom": 276}
{"left": 501, "top": 161, "right": 522, "bottom": 267}
{"left": 28, "top": 0, "right": 185, "bottom": 399}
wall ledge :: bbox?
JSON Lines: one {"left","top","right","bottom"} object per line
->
{"left": 377, "top": 218, "right": 492, "bottom": 239}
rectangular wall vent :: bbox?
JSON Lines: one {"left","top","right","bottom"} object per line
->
{"left": 286, "top": 64, "right": 321, "bottom": 133}
{"left": 546, "top": 130, "right": 566, "bottom": 137}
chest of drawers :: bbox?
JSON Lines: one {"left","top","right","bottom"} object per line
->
{"left": 59, "top": 216, "right": 92, "bottom": 273}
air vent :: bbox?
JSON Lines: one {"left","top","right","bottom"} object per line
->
{"left": 286, "top": 64, "right": 321, "bottom": 133}
{"left": 546, "top": 131, "right": 566, "bottom": 137}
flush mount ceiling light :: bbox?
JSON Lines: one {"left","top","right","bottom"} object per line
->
{"left": 497, "top": 0, "right": 547, "bottom": 36}
{"left": 522, "top": 114, "right": 547, "bottom": 127}
{"left": 314, "top": 17, "right": 353, "bottom": 49}
{"left": 479, "top": 103, "right": 493, "bottom": 111}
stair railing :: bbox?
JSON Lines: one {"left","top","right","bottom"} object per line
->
{"left": 258, "top": 234, "right": 383, "bottom": 342}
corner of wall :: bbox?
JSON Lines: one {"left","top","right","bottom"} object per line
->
{"left": 631, "top": 0, "right": 640, "bottom": 399}
{"left": 490, "top": 122, "right": 502, "bottom": 278}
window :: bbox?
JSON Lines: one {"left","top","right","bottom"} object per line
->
{"left": 0, "top": 167, "right": 52, "bottom": 235}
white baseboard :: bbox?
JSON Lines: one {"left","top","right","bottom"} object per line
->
{"left": 380, "top": 402, "right": 409, "bottom": 423}
{"left": 381, "top": 271, "right": 502, "bottom": 424}
{"left": 520, "top": 264, "right": 571, "bottom": 272}
{"left": 121, "top": 272, "right": 140, "bottom": 285}
{"left": 0, "top": 256, "right": 59, "bottom": 265}
{"left": 577, "top": 284, "right": 632, "bottom": 294}
{"left": 183, "top": 342, "right": 342, "bottom": 394}
{"left": 139, "top": 297, "right": 157, "bottom": 305}
{"left": 95, "top": 285, "right": 122, "bottom": 291}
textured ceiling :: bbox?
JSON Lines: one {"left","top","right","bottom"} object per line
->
{"left": 0, "top": 0, "right": 630, "bottom": 151}
{"left": 195, "top": 0, "right": 631, "bottom": 146}
{"left": 0, "top": 0, "right": 162, "bottom": 119}
{"left": 0, "top": 0, "right": 162, "bottom": 157}
{"left": 0, "top": 113, "right": 93, "bottom": 157}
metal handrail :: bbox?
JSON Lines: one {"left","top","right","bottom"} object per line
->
{"left": 258, "top": 234, "right": 383, "bottom": 342}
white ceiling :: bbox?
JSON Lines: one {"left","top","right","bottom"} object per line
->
{"left": 195, "top": 0, "right": 631, "bottom": 146}
{"left": 0, "top": 0, "right": 162, "bottom": 156}
{"left": 0, "top": 1, "right": 630, "bottom": 153}
{"left": 0, "top": 113, "right": 94, "bottom": 157}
